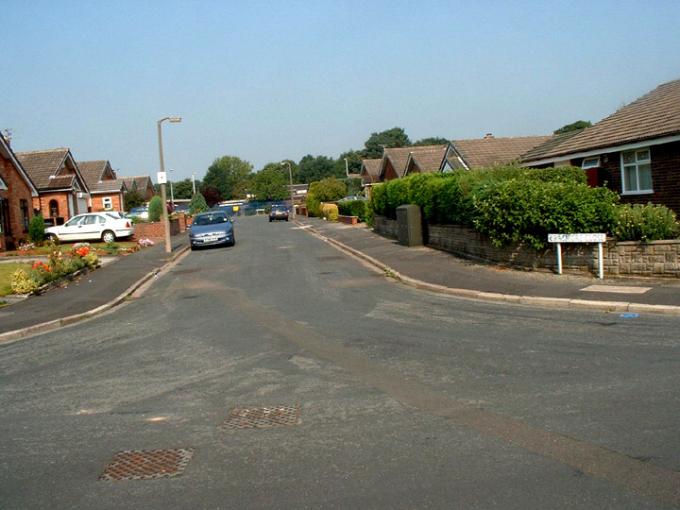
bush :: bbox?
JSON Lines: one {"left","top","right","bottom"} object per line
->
{"left": 28, "top": 213, "right": 45, "bottom": 243}
{"left": 321, "top": 203, "right": 339, "bottom": 221}
{"left": 148, "top": 196, "right": 163, "bottom": 222}
{"left": 189, "top": 192, "right": 208, "bottom": 215}
{"left": 613, "top": 203, "right": 679, "bottom": 242}
{"left": 307, "top": 178, "right": 347, "bottom": 217}
{"left": 10, "top": 268, "right": 41, "bottom": 294}
{"left": 338, "top": 200, "right": 368, "bottom": 222}
{"left": 473, "top": 180, "right": 619, "bottom": 250}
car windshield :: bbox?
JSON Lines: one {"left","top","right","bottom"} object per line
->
{"left": 272, "top": 206, "right": 286, "bottom": 211}
{"left": 194, "top": 214, "right": 228, "bottom": 226}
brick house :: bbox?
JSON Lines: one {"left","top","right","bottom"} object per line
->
{"left": 121, "top": 176, "right": 155, "bottom": 202}
{"left": 520, "top": 79, "right": 680, "bottom": 213}
{"left": 439, "top": 134, "right": 550, "bottom": 171}
{"left": 79, "top": 160, "right": 126, "bottom": 212}
{"left": 379, "top": 145, "right": 447, "bottom": 181}
{"left": 0, "top": 135, "right": 39, "bottom": 250}
{"left": 16, "top": 148, "right": 91, "bottom": 225}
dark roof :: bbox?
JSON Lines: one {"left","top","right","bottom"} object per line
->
{"left": 43, "top": 175, "right": 75, "bottom": 190}
{"left": 452, "top": 136, "right": 551, "bottom": 168}
{"left": 382, "top": 145, "right": 447, "bottom": 179}
{"left": 531, "top": 78, "right": 680, "bottom": 160}
{"left": 407, "top": 145, "right": 447, "bottom": 174}
{"left": 121, "top": 176, "right": 153, "bottom": 191}
{"left": 15, "top": 148, "right": 70, "bottom": 189}
{"left": 0, "top": 136, "right": 38, "bottom": 195}
{"left": 519, "top": 130, "right": 584, "bottom": 162}
{"left": 79, "top": 160, "right": 123, "bottom": 193}
{"left": 360, "top": 159, "right": 381, "bottom": 183}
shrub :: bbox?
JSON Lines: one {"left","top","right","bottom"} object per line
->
{"left": 321, "top": 203, "right": 339, "bottom": 221}
{"left": 338, "top": 200, "right": 368, "bottom": 222}
{"left": 370, "top": 184, "right": 388, "bottom": 217}
{"left": 473, "top": 179, "right": 619, "bottom": 250}
{"left": 11, "top": 268, "right": 41, "bottom": 294}
{"left": 613, "top": 203, "right": 679, "bottom": 242}
{"left": 28, "top": 213, "right": 45, "bottom": 243}
{"left": 384, "top": 179, "right": 410, "bottom": 219}
{"left": 307, "top": 178, "right": 346, "bottom": 216}
{"left": 148, "top": 196, "right": 163, "bottom": 222}
{"left": 189, "top": 192, "right": 208, "bottom": 215}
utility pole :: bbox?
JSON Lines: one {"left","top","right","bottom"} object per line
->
{"left": 192, "top": 173, "right": 196, "bottom": 194}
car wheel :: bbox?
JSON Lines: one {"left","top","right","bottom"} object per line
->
{"left": 46, "top": 233, "right": 58, "bottom": 243}
{"left": 101, "top": 230, "right": 116, "bottom": 243}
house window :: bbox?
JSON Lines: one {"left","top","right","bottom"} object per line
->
{"left": 49, "top": 200, "right": 59, "bottom": 217}
{"left": 621, "top": 148, "right": 652, "bottom": 194}
{"left": 581, "top": 157, "right": 600, "bottom": 169}
{"left": 102, "top": 197, "right": 113, "bottom": 210}
{"left": 20, "top": 199, "right": 29, "bottom": 232}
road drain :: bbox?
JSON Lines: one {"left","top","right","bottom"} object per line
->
{"left": 99, "top": 448, "right": 194, "bottom": 481}
{"left": 221, "top": 405, "right": 301, "bottom": 430}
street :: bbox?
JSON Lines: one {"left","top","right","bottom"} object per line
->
{"left": 1, "top": 215, "right": 679, "bottom": 509}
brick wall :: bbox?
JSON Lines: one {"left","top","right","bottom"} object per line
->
{"left": 91, "top": 193, "right": 123, "bottom": 212}
{"left": 373, "top": 215, "right": 680, "bottom": 277}
{"left": 132, "top": 219, "right": 181, "bottom": 240}
{"left": 34, "top": 192, "right": 73, "bottom": 223}
{"left": 0, "top": 155, "right": 34, "bottom": 250}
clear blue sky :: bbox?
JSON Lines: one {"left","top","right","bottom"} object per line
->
{"left": 4, "top": 0, "right": 680, "bottom": 181}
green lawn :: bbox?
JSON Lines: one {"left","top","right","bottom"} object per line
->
{"left": 0, "top": 263, "right": 32, "bottom": 296}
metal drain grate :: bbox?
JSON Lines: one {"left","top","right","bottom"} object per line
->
{"left": 222, "top": 405, "right": 301, "bottom": 429}
{"left": 99, "top": 448, "right": 194, "bottom": 481}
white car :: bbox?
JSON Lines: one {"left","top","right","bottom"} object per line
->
{"left": 45, "top": 213, "right": 135, "bottom": 243}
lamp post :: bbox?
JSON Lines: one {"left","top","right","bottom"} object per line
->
{"left": 157, "top": 116, "right": 182, "bottom": 253}
{"left": 282, "top": 161, "right": 296, "bottom": 219}
{"left": 169, "top": 168, "right": 175, "bottom": 208}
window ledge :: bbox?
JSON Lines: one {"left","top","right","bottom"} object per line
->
{"left": 621, "top": 190, "right": 654, "bottom": 196}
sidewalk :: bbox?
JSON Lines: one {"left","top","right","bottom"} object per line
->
{"left": 297, "top": 217, "right": 680, "bottom": 313}
{"left": 0, "top": 238, "right": 187, "bottom": 335}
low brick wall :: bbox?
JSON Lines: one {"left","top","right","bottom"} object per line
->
{"left": 338, "top": 215, "right": 359, "bottom": 225}
{"left": 372, "top": 215, "right": 680, "bottom": 277}
{"left": 132, "top": 219, "right": 181, "bottom": 240}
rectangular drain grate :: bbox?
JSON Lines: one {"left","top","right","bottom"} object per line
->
{"left": 99, "top": 448, "right": 194, "bottom": 481}
{"left": 222, "top": 405, "right": 301, "bottom": 430}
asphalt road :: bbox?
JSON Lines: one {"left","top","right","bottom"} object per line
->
{"left": 1, "top": 216, "right": 679, "bottom": 509}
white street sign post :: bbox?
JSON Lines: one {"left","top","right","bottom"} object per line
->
{"left": 548, "top": 233, "right": 607, "bottom": 279}
{"left": 157, "top": 171, "right": 167, "bottom": 184}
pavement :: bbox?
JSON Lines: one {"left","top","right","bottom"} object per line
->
{"left": 295, "top": 216, "right": 680, "bottom": 314}
{"left": 0, "top": 237, "right": 188, "bottom": 341}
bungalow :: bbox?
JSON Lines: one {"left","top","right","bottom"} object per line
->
{"left": 521, "top": 78, "right": 680, "bottom": 213}
{"left": 360, "top": 158, "right": 381, "bottom": 186}
{"left": 380, "top": 145, "right": 447, "bottom": 181}
{"left": 79, "top": 160, "right": 126, "bottom": 212}
{"left": 122, "top": 176, "right": 155, "bottom": 202}
{"left": 0, "top": 135, "right": 39, "bottom": 250}
{"left": 440, "top": 134, "right": 551, "bottom": 172}
{"left": 404, "top": 145, "right": 448, "bottom": 176}
{"left": 16, "top": 148, "right": 90, "bottom": 225}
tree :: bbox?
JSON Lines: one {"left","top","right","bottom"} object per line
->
{"left": 412, "top": 137, "right": 449, "bottom": 146}
{"left": 189, "top": 193, "right": 208, "bottom": 214}
{"left": 28, "top": 213, "right": 45, "bottom": 243}
{"left": 203, "top": 156, "right": 253, "bottom": 199}
{"left": 306, "top": 177, "right": 347, "bottom": 216}
{"left": 297, "top": 155, "right": 342, "bottom": 183}
{"left": 148, "top": 196, "right": 163, "bottom": 222}
{"left": 172, "top": 178, "right": 200, "bottom": 199}
{"left": 200, "top": 186, "right": 222, "bottom": 207}
{"left": 124, "top": 190, "right": 145, "bottom": 210}
{"left": 362, "top": 127, "right": 411, "bottom": 159}
{"left": 554, "top": 120, "right": 592, "bottom": 135}
{"left": 251, "top": 163, "right": 289, "bottom": 201}
{"left": 334, "top": 150, "right": 363, "bottom": 176}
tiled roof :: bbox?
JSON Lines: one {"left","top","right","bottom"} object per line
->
{"left": 79, "top": 160, "right": 122, "bottom": 193}
{"left": 0, "top": 136, "right": 38, "bottom": 195}
{"left": 531, "top": 78, "right": 680, "bottom": 160}
{"left": 15, "top": 148, "right": 70, "bottom": 189}
{"left": 519, "top": 130, "right": 584, "bottom": 162}
{"left": 382, "top": 145, "right": 447, "bottom": 178}
{"left": 43, "top": 175, "right": 75, "bottom": 190}
{"left": 409, "top": 145, "right": 447, "bottom": 173}
{"left": 121, "top": 176, "right": 153, "bottom": 191}
{"left": 360, "top": 159, "right": 381, "bottom": 183}
{"left": 453, "top": 136, "right": 551, "bottom": 168}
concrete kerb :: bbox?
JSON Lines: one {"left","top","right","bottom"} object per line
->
{"left": 0, "top": 244, "right": 191, "bottom": 345}
{"left": 295, "top": 220, "right": 680, "bottom": 316}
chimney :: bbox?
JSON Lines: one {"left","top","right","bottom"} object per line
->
{"left": 484, "top": 133, "right": 494, "bottom": 139}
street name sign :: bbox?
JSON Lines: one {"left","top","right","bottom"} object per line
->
{"left": 548, "top": 233, "right": 607, "bottom": 279}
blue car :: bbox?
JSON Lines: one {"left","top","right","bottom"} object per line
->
{"left": 189, "top": 211, "right": 235, "bottom": 250}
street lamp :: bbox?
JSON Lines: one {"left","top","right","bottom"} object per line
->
{"left": 157, "top": 116, "right": 182, "bottom": 253}
{"left": 168, "top": 168, "right": 175, "bottom": 209}
{"left": 281, "top": 161, "right": 296, "bottom": 219}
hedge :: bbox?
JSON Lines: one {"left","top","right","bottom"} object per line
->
{"left": 338, "top": 199, "right": 369, "bottom": 222}
{"left": 613, "top": 203, "right": 679, "bottom": 242}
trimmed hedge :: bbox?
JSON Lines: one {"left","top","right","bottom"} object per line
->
{"left": 338, "top": 199, "right": 369, "bottom": 222}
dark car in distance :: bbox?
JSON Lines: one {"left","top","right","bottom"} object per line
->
{"left": 189, "top": 211, "right": 235, "bottom": 250}
{"left": 269, "top": 205, "right": 289, "bottom": 222}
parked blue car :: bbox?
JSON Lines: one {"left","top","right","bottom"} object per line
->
{"left": 189, "top": 211, "right": 235, "bottom": 250}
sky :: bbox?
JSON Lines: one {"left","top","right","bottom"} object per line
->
{"left": 4, "top": 0, "right": 680, "bottom": 182}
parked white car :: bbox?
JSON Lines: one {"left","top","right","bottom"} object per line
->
{"left": 45, "top": 213, "right": 135, "bottom": 243}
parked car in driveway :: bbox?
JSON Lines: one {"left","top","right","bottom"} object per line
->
{"left": 189, "top": 211, "right": 235, "bottom": 250}
{"left": 45, "top": 213, "right": 135, "bottom": 243}
{"left": 269, "top": 205, "right": 289, "bottom": 222}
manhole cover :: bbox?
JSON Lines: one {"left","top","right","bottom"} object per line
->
{"left": 222, "top": 405, "right": 301, "bottom": 430}
{"left": 99, "top": 448, "right": 194, "bottom": 481}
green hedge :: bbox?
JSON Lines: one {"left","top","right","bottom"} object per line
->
{"left": 307, "top": 178, "right": 347, "bottom": 217}
{"left": 338, "top": 199, "right": 369, "bottom": 222}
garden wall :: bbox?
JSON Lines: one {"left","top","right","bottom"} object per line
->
{"left": 132, "top": 218, "right": 181, "bottom": 240}
{"left": 372, "top": 215, "right": 680, "bottom": 277}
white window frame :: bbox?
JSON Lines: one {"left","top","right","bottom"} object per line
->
{"left": 620, "top": 148, "right": 653, "bottom": 195}
{"left": 581, "top": 156, "right": 600, "bottom": 169}
{"left": 102, "top": 196, "right": 113, "bottom": 210}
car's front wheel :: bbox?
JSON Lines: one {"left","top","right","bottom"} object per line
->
{"left": 101, "top": 230, "right": 116, "bottom": 243}
{"left": 46, "top": 233, "right": 58, "bottom": 243}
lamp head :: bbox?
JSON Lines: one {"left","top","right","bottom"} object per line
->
{"left": 169, "top": 116, "right": 182, "bottom": 123}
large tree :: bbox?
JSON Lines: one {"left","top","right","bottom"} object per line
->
{"left": 251, "top": 163, "right": 289, "bottom": 201}
{"left": 412, "top": 137, "right": 449, "bottom": 146}
{"left": 334, "top": 150, "right": 363, "bottom": 176}
{"left": 203, "top": 156, "right": 253, "bottom": 199}
{"left": 554, "top": 120, "right": 592, "bottom": 135}
{"left": 362, "top": 127, "right": 411, "bottom": 159}
{"left": 172, "top": 178, "right": 200, "bottom": 200}
{"left": 297, "top": 155, "right": 342, "bottom": 183}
